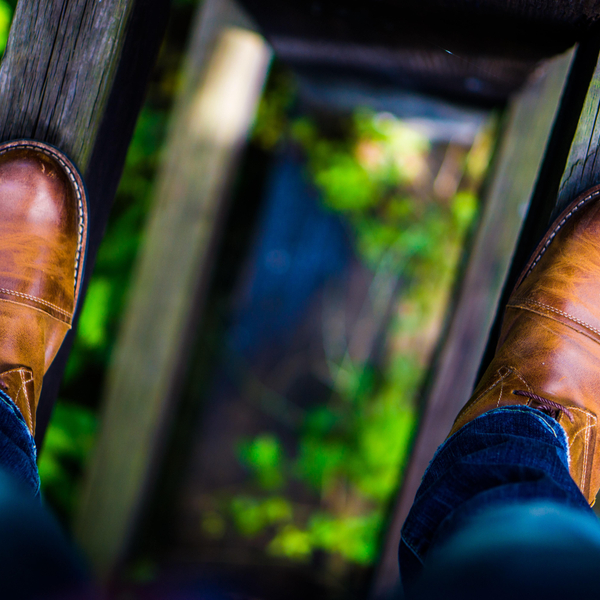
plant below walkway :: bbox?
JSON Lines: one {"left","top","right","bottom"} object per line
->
{"left": 200, "top": 75, "right": 494, "bottom": 566}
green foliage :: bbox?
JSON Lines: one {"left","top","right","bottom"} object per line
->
{"left": 295, "top": 434, "right": 347, "bottom": 491}
{"left": 38, "top": 401, "right": 97, "bottom": 519}
{"left": 268, "top": 524, "right": 312, "bottom": 560}
{"left": 295, "top": 110, "right": 475, "bottom": 279}
{"left": 303, "top": 511, "right": 382, "bottom": 564}
{"left": 253, "top": 69, "right": 297, "bottom": 150}
{"left": 229, "top": 495, "right": 293, "bottom": 538}
{"left": 215, "top": 81, "right": 494, "bottom": 568}
{"left": 252, "top": 506, "right": 384, "bottom": 565}
{"left": 0, "top": 0, "right": 13, "bottom": 56}
{"left": 452, "top": 190, "right": 478, "bottom": 231}
{"left": 76, "top": 278, "right": 112, "bottom": 350}
{"left": 238, "top": 434, "right": 285, "bottom": 490}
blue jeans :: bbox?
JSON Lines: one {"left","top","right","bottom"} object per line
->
{"left": 0, "top": 389, "right": 41, "bottom": 495}
{"left": 0, "top": 389, "right": 91, "bottom": 599}
{"left": 0, "top": 391, "right": 230, "bottom": 598}
{"left": 400, "top": 406, "right": 600, "bottom": 599}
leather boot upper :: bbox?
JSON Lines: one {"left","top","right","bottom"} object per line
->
{"left": 450, "top": 185, "right": 600, "bottom": 504}
{"left": 0, "top": 141, "right": 87, "bottom": 434}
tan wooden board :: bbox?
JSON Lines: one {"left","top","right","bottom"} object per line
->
{"left": 75, "top": 0, "right": 272, "bottom": 579}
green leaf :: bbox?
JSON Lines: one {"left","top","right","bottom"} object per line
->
{"left": 0, "top": 1, "right": 12, "bottom": 57}
{"left": 268, "top": 524, "right": 312, "bottom": 560}
{"left": 76, "top": 278, "right": 112, "bottom": 350}
{"left": 238, "top": 434, "right": 285, "bottom": 490}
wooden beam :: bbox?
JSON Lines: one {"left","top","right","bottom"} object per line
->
{"left": 0, "top": 0, "right": 171, "bottom": 442}
{"left": 370, "top": 48, "right": 575, "bottom": 599}
{"left": 557, "top": 45, "right": 600, "bottom": 212}
{"left": 75, "top": 0, "right": 272, "bottom": 579}
{"left": 0, "top": 0, "right": 131, "bottom": 169}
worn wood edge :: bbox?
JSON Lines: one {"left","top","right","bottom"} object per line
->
{"left": 557, "top": 41, "right": 600, "bottom": 212}
{"left": 369, "top": 48, "right": 575, "bottom": 599}
{"left": 74, "top": 0, "right": 272, "bottom": 579}
{"left": 0, "top": 0, "right": 136, "bottom": 171}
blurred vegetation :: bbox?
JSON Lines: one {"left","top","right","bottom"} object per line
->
{"left": 0, "top": 2, "right": 11, "bottom": 54}
{"left": 200, "top": 74, "right": 495, "bottom": 566}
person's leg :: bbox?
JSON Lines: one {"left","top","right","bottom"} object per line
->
{"left": 409, "top": 500, "right": 600, "bottom": 600}
{"left": 400, "top": 406, "right": 597, "bottom": 595}
{"left": 399, "top": 185, "right": 600, "bottom": 597}
{"left": 0, "top": 387, "right": 92, "bottom": 598}
{"left": 0, "top": 387, "right": 40, "bottom": 494}
{"left": 0, "top": 140, "right": 92, "bottom": 598}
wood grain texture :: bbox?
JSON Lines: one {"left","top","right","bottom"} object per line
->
{"left": 0, "top": 0, "right": 133, "bottom": 170}
{"left": 557, "top": 50, "right": 600, "bottom": 212}
{"left": 370, "top": 49, "right": 575, "bottom": 600}
{"left": 75, "top": 0, "right": 272, "bottom": 578}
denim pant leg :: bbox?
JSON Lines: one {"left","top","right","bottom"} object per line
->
{"left": 0, "top": 389, "right": 93, "bottom": 598}
{"left": 399, "top": 405, "right": 600, "bottom": 598}
{"left": 0, "top": 388, "right": 41, "bottom": 494}
{"left": 409, "top": 500, "right": 600, "bottom": 600}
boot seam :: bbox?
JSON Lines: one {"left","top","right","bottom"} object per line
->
{"left": 471, "top": 366, "right": 512, "bottom": 405}
{"left": 471, "top": 366, "right": 532, "bottom": 407}
{"left": 567, "top": 407, "right": 595, "bottom": 492}
{"left": 456, "top": 367, "right": 515, "bottom": 424}
{"left": 0, "top": 288, "right": 72, "bottom": 318}
{"left": 14, "top": 369, "right": 33, "bottom": 434}
{"left": 523, "top": 188, "right": 600, "bottom": 280}
{"left": 0, "top": 297, "right": 72, "bottom": 326}
{"left": 510, "top": 298, "right": 600, "bottom": 339}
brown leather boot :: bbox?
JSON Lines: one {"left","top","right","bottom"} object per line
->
{"left": 449, "top": 184, "right": 600, "bottom": 505}
{"left": 0, "top": 140, "right": 87, "bottom": 435}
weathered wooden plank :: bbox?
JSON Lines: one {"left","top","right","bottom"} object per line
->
{"left": 0, "top": 0, "right": 132, "bottom": 169}
{"left": 0, "top": 0, "right": 171, "bottom": 442}
{"left": 75, "top": 0, "right": 272, "bottom": 579}
{"left": 557, "top": 41, "right": 600, "bottom": 212}
{"left": 238, "top": 0, "right": 592, "bottom": 108}
{"left": 370, "top": 48, "right": 575, "bottom": 599}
